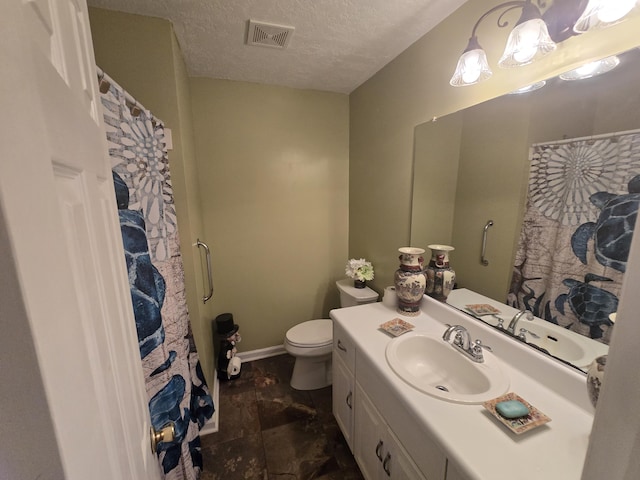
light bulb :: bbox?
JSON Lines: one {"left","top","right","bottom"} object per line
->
{"left": 574, "top": 0, "right": 638, "bottom": 32}
{"left": 461, "top": 51, "right": 483, "bottom": 84}
{"left": 575, "top": 61, "right": 601, "bottom": 77}
{"left": 559, "top": 55, "right": 620, "bottom": 81}
{"left": 508, "top": 81, "right": 546, "bottom": 95}
{"left": 450, "top": 47, "right": 492, "bottom": 87}
{"left": 498, "top": 18, "right": 556, "bottom": 68}
{"left": 597, "top": 0, "right": 637, "bottom": 23}
{"left": 512, "top": 21, "right": 541, "bottom": 64}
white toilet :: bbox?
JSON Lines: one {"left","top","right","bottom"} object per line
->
{"left": 284, "top": 279, "right": 379, "bottom": 390}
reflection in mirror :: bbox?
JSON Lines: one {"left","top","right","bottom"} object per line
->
{"left": 411, "top": 48, "right": 640, "bottom": 372}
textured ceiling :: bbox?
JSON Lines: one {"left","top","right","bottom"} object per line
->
{"left": 87, "top": 0, "right": 468, "bottom": 93}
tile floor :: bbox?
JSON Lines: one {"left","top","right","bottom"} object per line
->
{"left": 200, "top": 354, "right": 364, "bottom": 480}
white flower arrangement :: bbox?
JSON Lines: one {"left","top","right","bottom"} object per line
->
{"left": 345, "top": 258, "right": 375, "bottom": 282}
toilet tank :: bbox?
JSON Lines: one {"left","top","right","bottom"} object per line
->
{"left": 336, "top": 278, "right": 379, "bottom": 307}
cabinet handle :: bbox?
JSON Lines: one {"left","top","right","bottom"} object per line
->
{"left": 375, "top": 440, "right": 384, "bottom": 461}
{"left": 383, "top": 452, "right": 392, "bottom": 476}
{"left": 337, "top": 339, "right": 347, "bottom": 352}
{"left": 346, "top": 391, "right": 353, "bottom": 409}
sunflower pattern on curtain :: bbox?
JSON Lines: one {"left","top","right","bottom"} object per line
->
{"left": 100, "top": 79, "right": 214, "bottom": 479}
{"left": 508, "top": 130, "right": 640, "bottom": 344}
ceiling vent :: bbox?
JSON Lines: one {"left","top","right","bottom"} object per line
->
{"left": 247, "top": 20, "right": 294, "bottom": 49}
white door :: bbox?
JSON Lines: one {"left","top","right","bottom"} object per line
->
{"left": 0, "top": 1, "right": 160, "bottom": 479}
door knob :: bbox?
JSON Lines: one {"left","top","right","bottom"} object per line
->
{"left": 150, "top": 422, "right": 175, "bottom": 454}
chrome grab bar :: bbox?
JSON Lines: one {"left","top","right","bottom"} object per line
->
{"left": 481, "top": 220, "right": 494, "bottom": 266}
{"left": 196, "top": 239, "right": 214, "bottom": 303}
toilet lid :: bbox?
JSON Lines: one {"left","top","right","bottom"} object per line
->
{"left": 286, "top": 319, "right": 333, "bottom": 347}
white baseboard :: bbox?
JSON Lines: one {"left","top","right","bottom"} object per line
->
{"left": 199, "top": 375, "right": 219, "bottom": 436}
{"left": 237, "top": 344, "right": 287, "bottom": 363}
{"left": 199, "top": 345, "right": 286, "bottom": 437}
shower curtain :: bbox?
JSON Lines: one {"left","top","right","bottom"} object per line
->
{"left": 99, "top": 73, "right": 214, "bottom": 479}
{"left": 508, "top": 130, "right": 640, "bottom": 344}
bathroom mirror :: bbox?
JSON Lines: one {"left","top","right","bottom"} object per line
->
{"left": 411, "top": 47, "right": 640, "bottom": 372}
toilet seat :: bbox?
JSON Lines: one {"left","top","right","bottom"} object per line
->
{"left": 285, "top": 319, "right": 332, "bottom": 348}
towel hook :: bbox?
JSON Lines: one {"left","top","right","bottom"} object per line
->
{"left": 481, "top": 220, "right": 494, "bottom": 266}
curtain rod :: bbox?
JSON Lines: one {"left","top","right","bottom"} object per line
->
{"left": 96, "top": 65, "right": 160, "bottom": 123}
{"left": 532, "top": 127, "right": 640, "bottom": 148}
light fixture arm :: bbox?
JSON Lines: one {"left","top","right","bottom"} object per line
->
{"left": 467, "top": 1, "right": 545, "bottom": 42}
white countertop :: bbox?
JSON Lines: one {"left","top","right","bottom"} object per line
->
{"left": 330, "top": 295, "right": 594, "bottom": 480}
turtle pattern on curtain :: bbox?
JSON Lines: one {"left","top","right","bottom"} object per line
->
{"left": 100, "top": 78, "right": 214, "bottom": 479}
{"left": 508, "top": 130, "right": 640, "bottom": 344}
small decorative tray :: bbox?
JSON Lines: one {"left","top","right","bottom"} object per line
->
{"left": 483, "top": 392, "right": 551, "bottom": 435}
{"left": 465, "top": 304, "right": 501, "bottom": 316}
{"left": 379, "top": 318, "right": 415, "bottom": 337}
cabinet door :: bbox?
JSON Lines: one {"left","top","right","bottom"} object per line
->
{"left": 445, "top": 460, "right": 469, "bottom": 480}
{"left": 354, "top": 383, "right": 386, "bottom": 480}
{"left": 333, "top": 354, "right": 355, "bottom": 450}
{"left": 355, "top": 383, "right": 428, "bottom": 480}
{"left": 386, "top": 429, "right": 427, "bottom": 480}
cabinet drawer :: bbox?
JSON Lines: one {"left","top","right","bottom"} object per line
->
{"left": 333, "top": 319, "right": 355, "bottom": 372}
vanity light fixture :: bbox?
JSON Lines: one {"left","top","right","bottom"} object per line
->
{"left": 450, "top": 0, "right": 636, "bottom": 87}
{"left": 573, "top": 0, "right": 638, "bottom": 32}
{"left": 450, "top": 1, "right": 563, "bottom": 87}
{"left": 559, "top": 55, "right": 621, "bottom": 80}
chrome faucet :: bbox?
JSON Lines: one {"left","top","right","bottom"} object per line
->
{"left": 443, "top": 324, "right": 471, "bottom": 349}
{"left": 442, "top": 324, "right": 490, "bottom": 363}
{"left": 507, "top": 310, "right": 534, "bottom": 335}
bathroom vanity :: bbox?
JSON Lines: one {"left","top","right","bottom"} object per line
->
{"left": 331, "top": 295, "right": 594, "bottom": 480}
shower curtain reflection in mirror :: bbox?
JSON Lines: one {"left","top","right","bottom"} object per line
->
{"left": 509, "top": 129, "right": 640, "bottom": 344}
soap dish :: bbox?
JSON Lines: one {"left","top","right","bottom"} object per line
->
{"left": 483, "top": 392, "right": 551, "bottom": 434}
{"left": 465, "top": 304, "right": 501, "bottom": 316}
{"left": 379, "top": 318, "right": 414, "bottom": 337}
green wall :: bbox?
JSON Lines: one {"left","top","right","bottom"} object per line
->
{"left": 189, "top": 79, "right": 349, "bottom": 353}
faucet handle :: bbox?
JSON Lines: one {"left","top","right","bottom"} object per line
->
{"left": 518, "top": 327, "right": 539, "bottom": 341}
{"left": 473, "top": 339, "right": 492, "bottom": 352}
{"left": 471, "top": 339, "right": 491, "bottom": 362}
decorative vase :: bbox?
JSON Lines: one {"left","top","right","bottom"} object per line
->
{"left": 425, "top": 244, "right": 456, "bottom": 302}
{"left": 394, "top": 247, "right": 427, "bottom": 316}
{"left": 354, "top": 279, "right": 366, "bottom": 289}
{"left": 586, "top": 355, "right": 607, "bottom": 407}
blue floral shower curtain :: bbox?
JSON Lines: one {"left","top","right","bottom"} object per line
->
{"left": 99, "top": 74, "right": 214, "bottom": 479}
{"left": 509, "top": 130, "right": 640, "bottom": 344}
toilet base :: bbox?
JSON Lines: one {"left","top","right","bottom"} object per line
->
{"left": 289, "top": 354, "right": 332, "bottom": 390}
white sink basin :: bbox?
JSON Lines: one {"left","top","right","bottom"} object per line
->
{"left": 477, "top": 313, "right": 605, "bottom": 369}
{"left": 385, "top": 332, "right": 509, "bottom": 404}
{"left": 525, "top": 323, "right": 602, "bottom": 369}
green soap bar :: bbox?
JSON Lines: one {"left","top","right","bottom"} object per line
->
{"left": 496, "top": 400, "right": 530, "bottom": 419}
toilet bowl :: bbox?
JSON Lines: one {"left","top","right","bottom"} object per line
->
{"left": 284, "top": 319, "right": 333, "bottom": 390}
{"left": 284, "top": 279, "right": 379, "bottom": 390}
